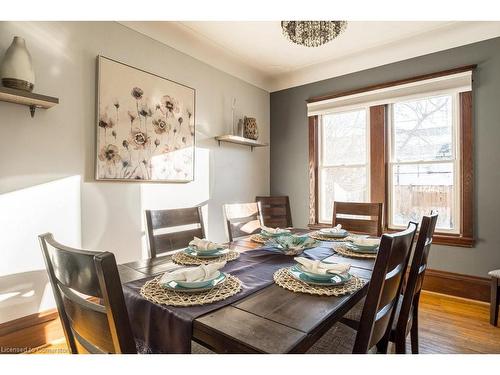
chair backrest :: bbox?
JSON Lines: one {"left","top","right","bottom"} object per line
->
{"left": 145, "top": 206, "right": 205, "bottom": 258}
{"left": 332, "top": 201, "right": 383, "bottom": 237}
{"left": 38, "top": 233, "right": 136, "bottom": 354}
{"left": 353, "top": 222, "right": 417, "bottom": 353}
{"left": 394, "top": 213, "right": 438, "bottom": 339}
{"left": 223, "top": 202, "right": 263, "bottom": 242}
{"left": 256, "top": 195, "right": 292, "bottom": 228}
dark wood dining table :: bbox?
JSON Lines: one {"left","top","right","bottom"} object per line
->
{"left": 116, "top": 229, "right": 375, "bottom": 353}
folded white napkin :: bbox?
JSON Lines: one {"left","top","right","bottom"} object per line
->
{"left": 261, "top": 226, "right": 290, "bottom": 234}
{"left": 320, "top": 224, "right": 343, "bottom": 233}
{"left": 189, "top": 237, "right": 221, "bottom": 251}
{"left": 160, "top": 261, "right": 226, "bottom": 284}
{"left": 352, "top": 237, "right": 380, "bottom": 247}
{"left": 294, "top": 257, "right": 350, "bottom": 275}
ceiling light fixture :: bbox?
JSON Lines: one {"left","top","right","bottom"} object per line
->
{"left": 281, "top": 21, "right": 347, "bottom": 47}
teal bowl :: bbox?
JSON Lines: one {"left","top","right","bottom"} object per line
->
{"left": 261, "top": 229, "right": 292, "bottom": 238}
{"left": 346, "top": 242, "right": 379, "bottom": 254}
{"left": 174, "top": 271, "right": 222, "bottom": 289}
{"left": 319, "top": 228, "right": 349, "bottom": 238}
{"left": 293, "top": 264, "right": 339, "bottom": 281}
{"left": 185, "top": 246, "right": 225, "bottom": 256}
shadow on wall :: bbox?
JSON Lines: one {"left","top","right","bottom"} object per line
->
{"left": 0, "top": 270, "right": 51, "bottom": 323}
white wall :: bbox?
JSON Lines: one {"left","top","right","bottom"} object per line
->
{"left": 0, "top": 176, "right": 81, "bottom": 323}
{"left": 0, "top": 21, "right": 270, "bottom": 323}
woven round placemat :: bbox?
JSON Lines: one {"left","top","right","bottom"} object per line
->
{"left": 140, "top": 274, "right": 242, "bottom": 307}
{"left": 172, "top": 250, "right": 240, "bottom": 265}
{"left": 309, "top": 232, "right": 355, "bottom": 242}
{"left": 250, "top": 234, "right": 267, "bottom": 244}
{"left": 273, "top": 268, "right": 365, "bottom": 296}
{"left": 333, "top": 245, "right": 378, "bottom": 259}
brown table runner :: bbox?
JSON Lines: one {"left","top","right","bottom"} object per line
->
{"left": 122, "top": 246, "right": 334, "bottom": 353}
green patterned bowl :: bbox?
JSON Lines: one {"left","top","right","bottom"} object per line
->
{"left": 265, "top": 235, "right": 318, "bottom": 255}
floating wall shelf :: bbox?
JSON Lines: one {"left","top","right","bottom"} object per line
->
{"left": 215, "top": 135, "right": 268, "bottom": 151}
{"left": 0, "top": 86, "right": 59, "bottom": 117}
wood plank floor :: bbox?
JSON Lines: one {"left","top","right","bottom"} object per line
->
{"left": 417, "top": 291, "right": 500, "bottom": 353}
{"left": 27, "top": 291, "right": 500, "bottom": 354}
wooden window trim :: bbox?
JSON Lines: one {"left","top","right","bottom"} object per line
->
{"left": 370, "top": 105, "right": 387, "bottom": 228}
{"left": 307, "top": 222, "right": 474, "bottom": 248}
{"left": 307, "top": 64, "right": 477, "bottom": 104}
{"left": 308, "top": 67, "right": 475, "bottom": 248}
{"left": 308, "top": 115, "right": 319, "bottom": 225}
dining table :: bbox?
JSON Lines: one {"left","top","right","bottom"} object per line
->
{"left": 116, "top": 229, "right": 376, "bottom": 354}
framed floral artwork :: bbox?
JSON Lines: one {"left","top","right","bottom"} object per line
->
{"left": 96, "top": 56, "right": 195, "bottom": 182}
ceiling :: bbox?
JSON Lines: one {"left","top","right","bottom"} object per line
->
{"left": 121, "top": 21, "right": 500, "bottom": 92}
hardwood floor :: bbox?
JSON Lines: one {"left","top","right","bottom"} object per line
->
{"left": 25, "top": 291, "right": 500, "bottom": 354}
{"left": 416, "top": 291, "right": 500, "bottom": 354}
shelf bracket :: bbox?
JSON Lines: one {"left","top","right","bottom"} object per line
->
{"left": 29, "top": 105, "right": 36, "bottom": 118}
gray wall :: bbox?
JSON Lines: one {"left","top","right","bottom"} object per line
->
{"left": 0, "top": 21, "right": 269, "bottom": 323}
{"left": 270, "top": 37, "right": 500, "bottom": 278}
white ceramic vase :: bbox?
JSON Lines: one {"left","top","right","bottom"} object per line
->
{"left": 0, "top": 36, "right": 35, "bottom": 92}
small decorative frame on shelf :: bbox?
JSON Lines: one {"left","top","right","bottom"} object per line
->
{"left": 0, "top": 86, "right": 59, "bottom": 117}
{"left": 215, "top": 135, "right": 268, "bottom": 151}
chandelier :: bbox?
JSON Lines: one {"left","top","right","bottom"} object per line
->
{"left": 281, "top": 21, "right": 347, "bottom": 47}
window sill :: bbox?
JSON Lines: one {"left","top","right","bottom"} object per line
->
{"left": 307, "top": 223, "right": 475, "bottom": 248}
{"left": 424, "top": 234, "right": 474, "bottom": 247}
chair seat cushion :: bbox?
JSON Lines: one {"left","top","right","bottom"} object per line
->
{"left": 191, "top": 341, "right": 214, "bottom": 354}
{"left": 306, "top": 322, "right": 357, "bottom": 354}
{"left": 308, "top": 294, "right": 408, "bottom": 354}
{"left": 489, "top": 270, "right": 500, "bottom": 278}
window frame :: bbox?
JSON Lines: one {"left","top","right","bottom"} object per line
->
{"left": 317, "top": 107, "right": 371, "bottom": 224}
{"left": 386, "top": 92, "right": 461, "bottom": 234}
{"left": 307, "top": 65, "right": 475, "bottom": 248}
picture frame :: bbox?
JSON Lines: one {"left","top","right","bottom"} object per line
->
{"left": 96, "top": 56, "right": 195, "bottom": 182}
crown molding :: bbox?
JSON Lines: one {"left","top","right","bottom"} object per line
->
{"left": 118, "top": 21, "right": 273, "bottom": 91}
{"left": 120, "top": 21, "right": 500, "bottom": 93}
{"left": 269, "top": 21, "right": 500, "bottom": 92}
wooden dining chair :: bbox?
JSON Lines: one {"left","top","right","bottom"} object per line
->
{"left": 391, "top": 213, "right": 438, "bottom": 354}
{"left": 332, "top": 201, "right": 383, "bottom": 237}
{"left": 255, "top": 195, "right": 292, "bottom": 228}
{"left": 38, "top": 233, "right": 137, "bottom": 354}
{"left": 223, "top": 202, "right": 263, "bottom": 242}
{"left": 145, "top": 206, "right": 205, "bottom": 258}
{"left": 308, "top": 222, "right": 417, "bottom": 354}
{"left": 333, "top": 214, "right": 438, "bottom": 354}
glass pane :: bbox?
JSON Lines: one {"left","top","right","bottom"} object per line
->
{"left": 319, "top": 166, "right": 368, "bottom": 222}
{"left": 391, "top": 163, "right": 455, "bottom": 230}
{"left": 392, "top": 95, "right": 453, "bottom": 162}
{"left": 322, "top": 109, "right": 367, "bottom": 165}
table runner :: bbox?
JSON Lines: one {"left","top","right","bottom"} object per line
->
{"left": 122, "top": 246, "right": 333, "bottom": 353}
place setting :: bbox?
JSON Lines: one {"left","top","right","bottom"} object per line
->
{"left": 140, "top": 261, "right": 242, "bottom": 307}
{"left": 274, "top": 257, "right": 365, "bottom": 296}
{"left": 309, "top": 224, "right": 355, "bottom": 242}
{"left": 334, "top": 237, "right": 380, "bottom": 259}
{"left": 250, "top": 225, "right": 292, "bottom": 244}
{"left": 172, "top": 237, "right": 240, "bottom": 265}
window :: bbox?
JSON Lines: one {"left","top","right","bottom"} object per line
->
{"left": 307, "top": 65, "right": 475, "bottom": 247}
{"left": 318, "top": 108, "right": 369, "bottom": 223}
{"left": 388, "top": 94, "right": 460, "bottom": 233}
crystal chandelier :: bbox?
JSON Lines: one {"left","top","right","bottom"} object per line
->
{"left": 281, "top": 21, "right": 347, "bottom": 47}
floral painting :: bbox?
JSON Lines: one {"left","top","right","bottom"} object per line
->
{"left": 96, "top": 56, "right": 195, "bottom": 182}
